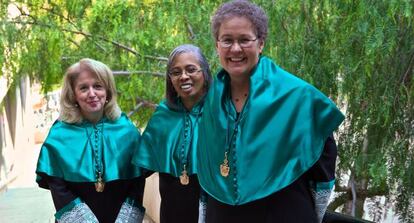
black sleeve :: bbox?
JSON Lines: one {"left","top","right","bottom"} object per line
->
{"left": 45, "top": 175, "right": 78, "bottom": 210}
{"left": 127, "top": 177, "right": 146, "bottom": 205}
{"left": 307, "top": 135, "right": 338, "bottom": 182}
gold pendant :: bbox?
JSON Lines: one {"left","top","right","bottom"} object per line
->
{"left": 220, "top": 152, "right": 230, "bottom": 177}
{"left": 95, "top": 176, "right": 105, "bottom": 192}
{"left": 180, "top": 166, "right": 189, "bottom": 185}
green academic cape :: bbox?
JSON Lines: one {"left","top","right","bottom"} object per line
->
{"left": 197, "top": 56, "right": 345, "bottom": 205}
{"left": 36, "top": 113, "right": 141, "bottom": 187}
{"left": 133, "top": 100, "right": 202, "bottom": 177}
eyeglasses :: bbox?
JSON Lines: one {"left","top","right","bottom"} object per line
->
{"left": 168, "top": 67, "right": 203, "bottom": 79}
{"left": 217, "top": 37, "right": 258, "bottom": 48}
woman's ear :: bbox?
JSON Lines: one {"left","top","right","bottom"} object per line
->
{"left": 258, "top": 40, "right": 265, "bottom": 54}
{"left": 215, "top": 41, "right": 220, "bottom": 54}
{"left": 106, "top": 93, "right": 112, "bottom": 103}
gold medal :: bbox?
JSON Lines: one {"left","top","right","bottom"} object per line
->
{"left": 95, "top": 173, "right": 105, "bottom": 192}
{"left": 220, "top": 164, "right": 230, "bottom": 177}
{"left": 180, "top": 170, "right": 189, "bottom": 185}
{"left": 179, "top": 165, "right": 189, "bottom": 185}
{"left": 220, "top": 152, "right": 230, "bottom": 177}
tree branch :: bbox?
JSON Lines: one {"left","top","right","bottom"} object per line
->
{"left": 67, "top": 38, "right": 80, "bottom": 48}
{"left": 142, "top": 55, "right": 168, "bottom": 62}
{"left": 135, "top": 97, "right": 158, "bottom": 109}
{"left": 400, "top": 50, "right": 414, "bottom": 85}
{"left": 6, "top": 19, "right": 168, "bottom": 62}
{"left": 335, "top": 182, "right": 349, "bottom": 192}
{"left": 127, "top": 97, "right": 158, "bottom": 117}
{"left": 328, "top": 192, "right": 349, "bottom": 211}
{"left": 39, "top": 5, "right": 79, "bottom": 29}
{"left": 127, "top": 102, "right": 144, "bottom": 117}
{"left": 113, "top": 70, "right": 165, "bottom": 77}
{"left": 185, "top": 19, "right": 195, "bottom": 40}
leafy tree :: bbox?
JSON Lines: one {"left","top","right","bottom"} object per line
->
{"left": 265, "top": 0, "right": 414, "bottom": 221}
{"left": 1, "top": 0, "right": 413, "bottom": 221}
{"left": 1, "top": 0, "right": 220, "bottom": 125}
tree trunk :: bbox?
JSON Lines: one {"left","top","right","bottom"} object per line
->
{"left": 343, "top": 134, "right": 370, "bottom": 218}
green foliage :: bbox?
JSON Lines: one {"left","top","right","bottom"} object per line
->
{"left": 1, "top": 0, "right": 413, "bottom": 221}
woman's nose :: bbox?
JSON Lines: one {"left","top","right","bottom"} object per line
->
{"left": 179, "top": 72, "right": 190, "bottom": 80}
{"left": 87, "top": 87, "right": 97, "bottom": 96}
{"left": 230, "top": 42, "right": 242, "bottom": 52}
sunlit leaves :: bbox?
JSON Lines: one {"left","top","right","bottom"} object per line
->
{"left": 1, "top": 0, "right": 413, "bottom": 220}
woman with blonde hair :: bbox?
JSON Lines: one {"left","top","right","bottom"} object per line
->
{"left": 36, "top": 58, "right": 145, "bottom": 223}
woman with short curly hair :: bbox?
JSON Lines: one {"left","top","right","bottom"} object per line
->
{"left": 197, "top": 1, "right": 345, "bottom": 222}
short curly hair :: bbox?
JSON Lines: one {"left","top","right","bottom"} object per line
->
{"left": 211, "top": 0, "right": 268, "bottom": 42}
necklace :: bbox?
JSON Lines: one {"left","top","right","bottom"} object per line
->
{"left": 179, "top": 105, "right": 202, "bottom": 185}
{"left": 179, "top": 114, "right": 191, "bottom": 185}
{"left": 220, "top": 88, "right": 248, "bottom": 177}
{"left": 86, "top": 121, "right": 105, "bottom": 192}
{"left": 220, "top": 116, "right": 241, "bottom": 177}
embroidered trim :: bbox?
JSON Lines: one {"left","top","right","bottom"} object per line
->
{"left": 311, "top": 188, "right": 332, "bottom": 223}
{"left": 57, "top": 202, "right": 98, "bottom": 223}
{"left": 198, "top": 198, "right": 207, "bottom": 223}
{"left": 115, "top": 201, "right": 145, "bottom": 223}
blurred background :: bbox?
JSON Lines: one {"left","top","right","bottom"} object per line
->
{"left": 1, "top": 0, "right": 413, "bottom": 222}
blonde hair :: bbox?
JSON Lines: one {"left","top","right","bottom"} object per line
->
{"left": 59, "top": 58, "right": 121, "bottom": 123}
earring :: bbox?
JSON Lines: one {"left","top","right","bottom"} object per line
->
{"left": 105, "top": 100, "right": 109, "bottom": 104}
{"left": 74, "top": 103, "right": 79, "bottom": 107}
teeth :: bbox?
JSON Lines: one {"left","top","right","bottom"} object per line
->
{"left": 230, "top": 57, "right": 244, "bottom": 62}
{"left": 181, "top": 84, "right": 192, "bottom": 89}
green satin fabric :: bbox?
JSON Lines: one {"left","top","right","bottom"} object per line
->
{"left": 132, "top": 100, "right": 202, "bottom": 177}
{"left": 197, "top": 56, "right": 345, "bottom": 205}
{"left": 36, "top": 113, "right": 141, "bottom": 186}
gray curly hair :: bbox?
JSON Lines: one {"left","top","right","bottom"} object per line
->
{"left": 211, "top": 0, "right": 268, "bottom": 42}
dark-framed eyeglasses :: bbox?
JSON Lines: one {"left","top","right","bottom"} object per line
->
{"left": 168, "top": 67, "right": 203, "bottom": 79}
{"left": 217, "top": 37, "right": 258, "bottom": 48}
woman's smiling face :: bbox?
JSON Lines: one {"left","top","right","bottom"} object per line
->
{"left": 169, "top": 52, "right": 205, "bottom": 107}
{"left": 74, "top": 71, "right": 107, "bottom": 122}
{"left": 216, "top": 16, "right": 264, "bottom": 80}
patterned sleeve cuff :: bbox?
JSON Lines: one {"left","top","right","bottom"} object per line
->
{"left": 198, "top": 191, "right": 208, "bottom": 223}
{"left": 55, "top": 198, "right": 98, "bottom": 223}
{"left": 115, "top": 197, "right": 145, "bottom": 223}
{"left": 310, "top": 179, "right": 335, "bottom": 223}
